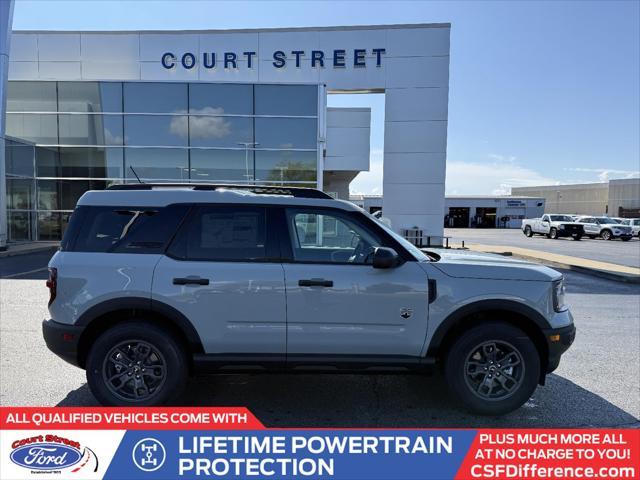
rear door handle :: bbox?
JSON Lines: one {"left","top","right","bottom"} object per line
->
{"left": 173, "top": 277, "right": 209, "bottom": 286}
{"left": 298, "top": 278, "right": 333, "bottom": 287}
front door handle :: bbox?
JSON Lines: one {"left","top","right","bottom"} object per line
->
{"left": 299, "top": 278, "right": 333, "bottom": 287}
{"left": 173, "top": 277, "right": 209, "bottom": 286}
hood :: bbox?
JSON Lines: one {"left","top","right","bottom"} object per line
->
{"left": 604, "top": 223, "right": 630, "bottom": 229}
{"left": 427, "top": 250, "right": 562, "bottom": 282}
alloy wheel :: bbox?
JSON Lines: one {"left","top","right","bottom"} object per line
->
{"left": 102, "top": 340, "right": 167, "bottom": 402}
{"left": 463, "top": 340, "right": 525, "bottom": 401}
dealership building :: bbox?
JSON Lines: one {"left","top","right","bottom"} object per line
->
{"left": 512, "top": 179, "right": 640, "bottom": 218}
{"left": 351, "top": 194, "right": 546, "bottom": 229}
{"left": 0, "top": 9, "right": 452, "bottom": 245}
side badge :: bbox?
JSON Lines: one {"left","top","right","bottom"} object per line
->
{"left": 400, "top": 307, "right": 413, "bottom": 319}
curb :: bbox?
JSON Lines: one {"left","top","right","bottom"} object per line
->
{"left": 491, "top": 251, "right": 640, "bottom": 284}
{"left": 0, "top": 245, "right": 59, "bottom": 259}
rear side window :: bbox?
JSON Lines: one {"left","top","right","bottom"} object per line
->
{"left": 69, "top": 204, "right": 189, "bottom": 253}
{"left": 168, "top": 206, "right": 269, "bottom": 261}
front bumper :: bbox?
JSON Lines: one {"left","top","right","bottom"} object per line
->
{"left": 42, "top": 319, "right": 84, "bottom": 368}
{"left": 542, "top": 323, "right": 576, "bottom": 373}
{"left": 556, "top": 227, "right": 583, "bottom": 237}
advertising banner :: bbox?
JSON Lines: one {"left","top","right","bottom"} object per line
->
{"left": 1, "top": 407, "right": 638, "bottom": 480}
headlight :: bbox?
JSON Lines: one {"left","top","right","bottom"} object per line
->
{"left": 559, "top": 224, "right": 565, "bottom": 230}
{"left": 553, "top": 278, "right": 567, "bottom": 312}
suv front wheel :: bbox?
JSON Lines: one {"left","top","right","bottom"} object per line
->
{"left": 444, "top": 322, "right": 540, "bottom": 415}
{"left": 86, "top": 321, "right": 188, "bottom": 406}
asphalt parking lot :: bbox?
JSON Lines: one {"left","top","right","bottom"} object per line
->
{"left": 446, "top": 228, "right": 640, "bottom": 268}
{"left": 0, "top": 250, "right": 638, "bottom": 428}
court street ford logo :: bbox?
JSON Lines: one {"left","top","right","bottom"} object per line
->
{"left": 10, "top": 434, "right": 94, "bottom": 472}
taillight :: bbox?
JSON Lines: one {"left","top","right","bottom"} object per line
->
{"left": 46, "top": 267, "right": 57, "bottom": 306}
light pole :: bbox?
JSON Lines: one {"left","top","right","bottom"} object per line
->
{"left": 237, "top": 142, "right": 259, "bottom": 183}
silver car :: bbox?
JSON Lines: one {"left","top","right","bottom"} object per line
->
{"left": 43, "top": 184, "right": 575, "bottom": 415}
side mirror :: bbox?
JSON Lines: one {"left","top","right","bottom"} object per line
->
{"left": 372, "top": 247, "right": 400, "bottom": 269}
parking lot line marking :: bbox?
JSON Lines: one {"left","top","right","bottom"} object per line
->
{"left": 2, "top": 267, "right": 49, "bottom": 279}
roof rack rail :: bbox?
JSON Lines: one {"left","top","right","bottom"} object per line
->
{"left": 106, "top": 183, "right": 333, "bottom": 199}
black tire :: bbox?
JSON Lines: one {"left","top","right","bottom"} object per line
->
{"left": 444, "top": 322, "right": 540, "bottom": 415}
{"left": 524, "top": 226, "right": 533, "bottom": 237}
{"left": 588, "top": 235, "right": 597, "bottom": 239}
{"left": 86, "top": 321, "right": 188, "bottom": 406}
{"left": 621, "top": 237, "right": 631, "bottom": 242}
{"left": 573, "top": 234, "right": 582, "bottom": 241}
{"left": 601, "top": 230, "right": 612, "bottom": 241}
{"left": 549, "top": 228, "right": 558, "bottom": 239}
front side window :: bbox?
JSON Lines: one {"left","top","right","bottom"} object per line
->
{"left": 286, "top": 209, "right": 381, "bottom": 264}
{"left": 170, "top": 206, "right": 267, "bottom": 261}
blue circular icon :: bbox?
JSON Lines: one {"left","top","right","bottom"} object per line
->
{"left": 132, "top": 438, "right": 166, "bottom": 472}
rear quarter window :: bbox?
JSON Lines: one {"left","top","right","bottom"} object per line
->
{"left": 65, "top": 204, "right": 189, "bottom": 253}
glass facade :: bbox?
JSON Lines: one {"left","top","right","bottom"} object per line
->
{"left": 5, "top": 81, "right": 320, "bottom": 241}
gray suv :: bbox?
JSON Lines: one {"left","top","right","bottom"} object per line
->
{"left": 43, "top": 184, "right": 575, "bottom": 414}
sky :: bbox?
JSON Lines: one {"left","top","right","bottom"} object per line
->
{"left": 11, "top": 0, "right": 640, "bottom": 195}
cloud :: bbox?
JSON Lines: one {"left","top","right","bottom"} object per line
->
{"left": 563, "top": 167, "right": 640, "bottom": 182}
{"left": 169, "top": 107, "right": 232, "bottom": 139}
{"left": 349, "top": 149, "right": 383, "bottom": 196}
{"left": 348, "top": 150, "right": 559, "bottom": 196}
{"left": 446, "top": 161, "right": 559, "bottom": 195}
{"left": 346, "top": 148, "right": 639, "bottom": 197}
{"left": 487, "top": 153, "right": 517, "bottom": 163}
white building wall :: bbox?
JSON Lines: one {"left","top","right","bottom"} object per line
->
{"left": 325, "top": 107, "right": 370, "bottom": 172}
{"left": 512, "top": 183, "right": 609, "bottom": 215}
{"left": 8, "top": 24, "right": 451, "bottom": 241}
{"left": 608, "top": 178, "right": 640, "bottom": 216}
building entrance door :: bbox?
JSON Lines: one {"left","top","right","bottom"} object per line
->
{"left": 475, "top": 207, "right": 497, "bottom": 228}
{"left": 448, "top": 207, "right": 470, "bottom": 228}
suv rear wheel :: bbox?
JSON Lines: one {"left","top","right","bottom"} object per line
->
{"left": 444, "top": 322, "right": 540, "bottom": 415}
{"left": 86, "top": 321, "right": 188, "bottom": 406}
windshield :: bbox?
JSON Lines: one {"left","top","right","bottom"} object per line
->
{"left": 549, "top": 215, "right": 574, "bottom": 222}
{"left": 595, "top": 217, "right": 615, "bottom": 224}
{"left": 364, "top": 213, "right": 431, "bottom": 261}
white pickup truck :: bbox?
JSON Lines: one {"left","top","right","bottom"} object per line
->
{"left": 522, "top": 214, "right": 585, "bottom": 240}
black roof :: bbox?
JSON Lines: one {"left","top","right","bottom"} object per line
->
{"left": 106, "top": 183, "right": 333, "bottom": 199}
